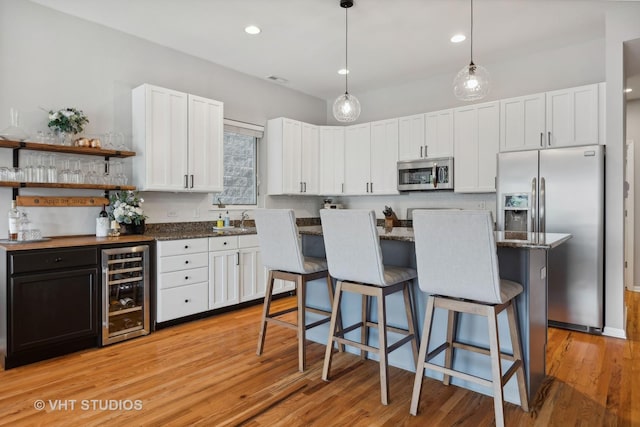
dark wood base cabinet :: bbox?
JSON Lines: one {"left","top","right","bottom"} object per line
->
{"left": 0, "top": 247, "right": 100, "bottom": 369}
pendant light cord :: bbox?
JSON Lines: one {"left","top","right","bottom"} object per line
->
{"left": 470, "top": 0, "right": 474, "bottom": 66}
{"left": 344, "top": 5, "right": 349, "bottom": 94}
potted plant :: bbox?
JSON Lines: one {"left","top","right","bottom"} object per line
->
{"left": 108, "top": 190, "right": 148, "bottom": 234}
{"left": 47, "top": 107, "right": 89, "bottom": 145}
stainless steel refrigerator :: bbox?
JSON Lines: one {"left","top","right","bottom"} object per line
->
{"left": 496, "top": 145, "right": 604, "bottom": 333}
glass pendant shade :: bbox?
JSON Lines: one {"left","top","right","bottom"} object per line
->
{"left": 333, "top": 92, "right": 361, "bottom": 123}
{"left": 453, "top": 62, "right": 490, "bottom": 101}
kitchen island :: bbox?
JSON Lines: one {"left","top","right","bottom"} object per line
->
{"left": 297, "top": 225, "right": 570, "bottom": 405}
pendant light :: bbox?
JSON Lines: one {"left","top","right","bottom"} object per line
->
{"left": 333, "top": 0, "right": 361, "bottom": 122}
{"left": 453, "top": 0, "right": 490, "bottom": 101}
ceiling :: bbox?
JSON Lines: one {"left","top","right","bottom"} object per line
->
{"left": 28, "top": 0, "right": 639, "bottom": 100}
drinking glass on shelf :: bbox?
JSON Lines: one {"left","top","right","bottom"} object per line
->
{"left": 100, "top": 160, "right": 111, "bottom": 185}
{"left": 10, "top": 167, "right": 24, "bottom": 182}
{"left": 23, "top": 153, "right": 35, "bottom": 182}
{"left": 58, "top": 157, "right": 71, "bottom": 183}
{"left": 46, "top": 154, "right": 57, "bottom": 183}
{"left": 70, "top": 158, "right": 82, "bottom": 183}
{"left": 111, "top": 161, "right": 128, "bottom": 185}
{"left": 0, "top": 166, "right": 10, "bottom": 181}
{"left": 84, "top": 160, "right": 98, "bottom": 184}
{"left": 35, "top": 153, "right": 47, "bottom": 183}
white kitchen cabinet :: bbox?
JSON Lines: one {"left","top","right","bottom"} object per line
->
{"left": 238, "top": 235, "right": 268, "bottom": 302}
{"left": 267, "top": 117, "right": 319, "bottom": 195}
{"left": 454, "top": 101, "right": 500, "bottom": 193}
{"left": 132, "top": 84, "right": 224, "bottom": 192}
{"left": 425, "top": 109, "right": 454, "bottom": 158}
{"left": 546, "top": 83, "right": 601, "bottom": 148}
{"left": 319, "top": 126, "right": 345, "bottom": 195}
{"left": 344, "top": 120, "right": 398, "bottom": 195}
{"left": 209, "top": 236, "right": 240, "bottom": 309}
{"left": 500, "top": 83, "right": 603, "bottom": 152}
{"left": 398, "top": 113, "right": 425, "bottom": 161}
{"left": 500, "top": 93, "right": 546, "bottom": 152}
{"left": 156, "top": 238, "right": 209, "bottom": 322}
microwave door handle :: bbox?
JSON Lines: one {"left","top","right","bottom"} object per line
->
{"left": 531, "top": 177, "right": 537, "bottom": 232}
{"left": 432, "top": 163, "right": 437, "bottom": 188}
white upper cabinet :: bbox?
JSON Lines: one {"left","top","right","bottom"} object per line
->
{"left": 188, "top": 94, "right": 224, "bottom": 192}
{"left": 343, "top": 123, "right": 371, "bottom": 195}
{"left": 500, "top": 93, "right": 546, "bottom": 152}
{"left": 454, "top": 101, "right": 500, "bottom": 193}
{"left": 132, "top": 84, "right": 223, "bottom": 192}
{"left": 343, "top": 120, "right": 399, "bottom": 195}
{"left": 319, "top": 126, "right": 345, "bottom": 195}
{"left": 398, "top": 113, "right": 425, "bottom": 161}
{"left": 267, "top": 118, "right": 319, "bottom": 195}
{"left": 370, "top": 118, "right": 399, "bottom": 194}
{"left": 425, "top": 109, "right": 454, "bottom": 158}
{"left": 500, "top": 83, "right": 603, "bottom": 152}
{"left": 546, "top": 83, "right": 601, "bottom": 148}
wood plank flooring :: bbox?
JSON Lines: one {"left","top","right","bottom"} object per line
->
{"left": 0, "top": 291, "right": 638, "bottom": 426}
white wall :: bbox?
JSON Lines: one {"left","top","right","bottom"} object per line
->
{"left": 0, "top": 0, "right": 327, "bottom": 236}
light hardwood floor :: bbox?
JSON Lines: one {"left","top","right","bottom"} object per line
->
{"left": 0, "top": 291, "right": 637, "bottom": 426}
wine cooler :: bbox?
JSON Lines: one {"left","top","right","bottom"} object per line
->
{"left": 101, "top": 245, "right": 150, "bottom": 345}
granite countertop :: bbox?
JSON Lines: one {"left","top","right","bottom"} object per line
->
{"left": 298, "top": 226, "right": 571, "bottom": 249}
{"left": 147, "top": 227, "right": 257, "bottom": 241}
{"left": 0, "top": 234, "right": 155, "bottom": 252}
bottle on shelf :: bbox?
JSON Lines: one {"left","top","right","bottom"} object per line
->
{"left": 217, "top": 214, "right": 224, "bottom": 228}
{"left": 96, "top": 204, "right": 110, "bottom": 237}
{"left": 224, "top": 210, "right": 230, "bottom": 227}
{"left": 7, "top": 200, "right": 19, "bottom": 240}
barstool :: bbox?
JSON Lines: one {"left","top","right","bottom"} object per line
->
{"left": 254, "top": 209, "right": 340, "bottom": 372}
{"left": 320, "top": 209, "right": 419, "bottom": 405}
{"left": 410, "top": 209, "right": 529, "bottom": 427}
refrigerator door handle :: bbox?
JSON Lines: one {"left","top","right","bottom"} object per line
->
{"left": 531, "top": 177, "right": 537, "bottom": 232}
{"left": 539, "top": 177, "right": 546, "bottom": 234}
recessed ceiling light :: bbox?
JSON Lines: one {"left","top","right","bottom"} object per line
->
{"left": 244, "top": 25, "right": 261, "bottom": 35}
{"left": 338, "top": 68, "right": 349, "bottom": 75}
{"left": 624, "top": 87, "right": 633, "bottom": 93}
{"left": 451, "top": 34, "right": 466, "bottom": 43}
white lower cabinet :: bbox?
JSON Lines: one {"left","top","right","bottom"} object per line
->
{"left": 239, "top": 235, "right": 267, "bottom": 302}
{"left": 209, "top": 249, "right": 240, "bottom": 309}
{"left": 157, "top": 238, "right": 209, "bottom": 322}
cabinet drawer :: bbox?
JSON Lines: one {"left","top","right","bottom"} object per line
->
{"left": 158, "top": 238, "right": 208, "bottom": 257}
{"left": 157, "top": 282, "right": 208, "bottom": 322}
{"left": 159, "top": 252, "right": 208, "bottom": 273}
{"left": 159, "top": 267, "right": 208, "bottom": 290}
{"left": 11, "top": 247, "right": 98, "bottom": 274}
{"left": 238, "top": 234, "right": 259, "bottom": 248}
{"left": 209, "top": 236, "right": 238, "bottom": 251}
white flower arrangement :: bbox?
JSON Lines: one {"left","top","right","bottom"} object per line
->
{"left": 47, "top": 107, "right": 89, "bottom": 134}
{"left": 108, "top": 191, "right": 147, "bottom": 225}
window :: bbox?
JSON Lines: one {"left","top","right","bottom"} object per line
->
{"left": 211, "top": 120, "right": 262, "bottom": 206}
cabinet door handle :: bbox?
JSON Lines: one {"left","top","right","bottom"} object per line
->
{"left": 370, "top": 182, "right": 373, "bottom": 193}
{"left": 424, "top": 145, "right": 428, "bottom": 157}
{"left": 540, "top": 132, "right": 544, "bottom": 147}
{"left": 420, "top": 146, "right": 423, "bottom": 158}
{"left": 223, "top": 241, "right": 227, "bottom": 245}
{"left": 366, "top": 182, "right": 369, "bottom": 193}
{"left": 184, "top": 245, "right": 189, "bottom": 249}
{"left": 236, "top": 252, "right": 240, "bottom": 266}
{"left": 185, "top": 276, "right": 189, "bottom": 280}
{"left": 304, "top": 182, "right": 307, "bottom": 192}
{"left": 184, "top": 299, "right": 190, "bottom": 303}
{"left": 185, "top": 260, "right": 189, "bottom": 264}
{"left": 54, "top": 257, "right": 63, "bottom": 263}
{"left": 184, "top": 174, "right": 188, "bottom": 189}
{"left": 548, "top": 131, "right": 551, "bottom": 146}
{"left": 190, "top": 175, "right": 194, "bottom": 188}
{"left": 341, "top": 183, "right": 344, "bottom": 193}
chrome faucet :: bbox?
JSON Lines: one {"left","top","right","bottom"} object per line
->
{"left": 216, "top": 197, "right": 225, "bottom": 208}
{"left": 241, "top": 211, "right": 249, "bottom": 230}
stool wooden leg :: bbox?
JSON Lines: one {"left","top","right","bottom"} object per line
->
{"left": 410, "top": 295, "right": 435, "bottom": 416}
{"left": 443, "top": 310, "right": 458, "bottom": 386}
{"left": 322, "top": 280, "right": 344, "bottom": 381}
{"left": 297, "top": 275, "right": 306, "bottom": 372}
{"left": 507, "top": 300, "right": 529, "bottom": 412}
{"left": 325, "top": 275, "right": 344, "bottom": 352}
{"left": 402, "top": 282, "right": 419, "bottom": 364}
{"left": 487, "top": 305, "right": 505, "bottom": 427}
{"left": 257, "top": 270, "right": 275, "bottom": 356}
{"left": 360, "top": 294, "right": 368, "bottom": 360}
{"left": 376, "top": 288, "right": 389, "bottom": 405}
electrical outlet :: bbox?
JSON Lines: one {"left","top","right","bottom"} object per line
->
{"left": 167, "top": 210, "right": 178, "bottom": 218}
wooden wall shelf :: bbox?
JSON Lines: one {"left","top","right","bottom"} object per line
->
{"left": 0, "top": 181, "right": 135, "bottom": 191}
{"left": 0, "top": 139, "right": 135, "bottom": 158}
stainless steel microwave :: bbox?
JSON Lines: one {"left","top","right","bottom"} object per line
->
{"left": 397, "top": 157, "right": 454, "bottom": 191}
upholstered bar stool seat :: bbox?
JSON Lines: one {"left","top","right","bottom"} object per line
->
{"left": 320, "top": 209, "right": 419, "bottom": 405}
{"left": 410, "top": 209, "right": 529, "bottom": 427}
{"left": 255, "top": 209, "right": 341, "bottom": 372}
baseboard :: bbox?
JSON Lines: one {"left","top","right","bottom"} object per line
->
{"left": 602, "top": 326, "right": 627, "bottom": 339}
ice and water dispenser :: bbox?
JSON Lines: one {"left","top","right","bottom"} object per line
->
{"left": 503, "top": 193, "right": 531, "bottom": 232}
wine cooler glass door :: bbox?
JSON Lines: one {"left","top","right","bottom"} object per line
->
{"left": 101, "top": 245, "right": 150, "bottom": 345}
